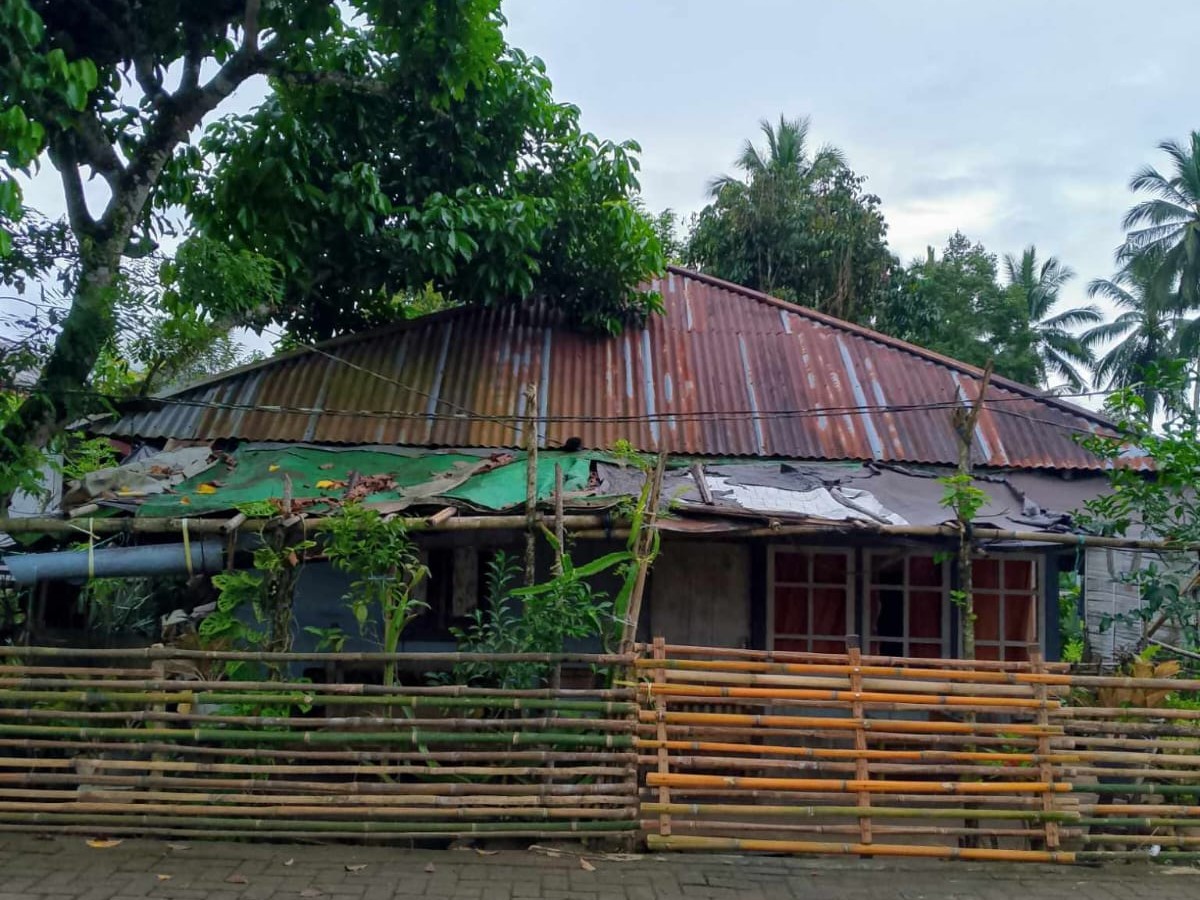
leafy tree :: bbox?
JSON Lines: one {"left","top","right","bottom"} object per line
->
{"left": 886, "top": 233, "right": 1038, "bottom": 384}
{"left": 1078, "top": 364, "right": 1200, "bottom": 650}
{"left": 183, "top": 42, "right": 662, "bottom": 341}
{"left": 1122, "top": 131, "right": 1200, "bottom": 308}
{"left": 0, "top": 0, "right": 663, "bottom": 505}
{"left": 1002, "top": 246, "right": 1099, "bottom": 392}
{"left": 1083, "top": 252, "right": 1200, "bottom": 422}
{"left": 687, "top": 115, "right": 894, "bottom": 323}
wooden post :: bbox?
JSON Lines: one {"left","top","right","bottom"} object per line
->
{"left": 652, "top": 636, "right": 671, "bottom": 838}
{"left": 951, "top": 360, "right": 994, "bottom": 659}
{"left": 1031, "top": 651, "right": 1060, "bottom": 851}
{"left": 620, "top": 454, "right": 667, "bottom": 654}
{"left": 846, "top": 635, "right": 872, "bottom": 848}
{"left": 523, "top": 384, "right": 539, "bottom": 586}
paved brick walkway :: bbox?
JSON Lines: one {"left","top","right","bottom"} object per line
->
{"left": 0, "top": 836, "right": 1198, "bottom": 900}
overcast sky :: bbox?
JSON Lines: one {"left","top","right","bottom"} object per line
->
{"left": 506, "top": 0, "right": 1198, "bottom": 317}
{"left": 9, "top": 0, "right": 1198, "bottom": 376}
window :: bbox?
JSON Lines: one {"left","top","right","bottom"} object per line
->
{"left": 866, "top": 551, "right": 948, "bottom": 658}
{"left": 973, "top": 557, "right": 1039, "bottom": 661}
{"left": 769, "top": 548, "right": 852, "bottom": 653}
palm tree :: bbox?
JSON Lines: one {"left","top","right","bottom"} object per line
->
{"left": 1083, "top": 252, "right": 1200, "bottom": 421}
{"left": 709, "top": 115, "right": 845, "bottom": 197}
{"left": 1122, "top": 131, "right": 1200, "bottom": 308}
{"left": 1002, "top": 246, "right": 1100, "bottom": 392}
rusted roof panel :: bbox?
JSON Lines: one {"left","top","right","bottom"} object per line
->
{"left": 98, "top": 267, "right": 1115, "bottom": 470}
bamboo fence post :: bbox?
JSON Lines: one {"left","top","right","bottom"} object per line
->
{"left": 523, "top": 383, "right": 539, "bottom": 586}
{"left": 652, "top": 637, "right": 671, "bottom": 838}
{"left": 1031, "top": 651, "right": 1059, "bottom": 851}
{"left": 553, "top": 463, "right": 565, "bottom": 575}
{"left": 619, "top": 454, "right": 667, "bottom": 654}
{"left": 951, "top": 359, "right": 993, "bottom": 659}
{"left": 846, "top": 635, "right": 872, "bottom": 848}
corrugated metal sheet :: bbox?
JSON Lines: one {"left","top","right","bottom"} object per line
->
{"left": 97, "top": 267, "right": 1115, "bottom": 469}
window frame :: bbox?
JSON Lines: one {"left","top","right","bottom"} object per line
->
{"left": 864, "top": 549, "right": 951, "bottom": 658}
{"left": 766, "top": 546, "right": 855, "bottom": 653}
{"left": 971, "top": 553, "right": 1042, "bottom": 661}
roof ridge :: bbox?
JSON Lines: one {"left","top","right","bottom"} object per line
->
{"left": 665, "top": 264, "right": 1115, "bottom": 429}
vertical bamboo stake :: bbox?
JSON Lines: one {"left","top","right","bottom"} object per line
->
{"left": 846, "top": 635, "right": 872, "bottom": 847}
{"left": 553, "top": 463, "right": 565, "bottom": 577}
{"left": 619, "top": 454, "right": 667, "bottom": 654}
{"left": 652, "top": 636, "right": 671, "bottom": 838}
{"left": 1031, "top": 651, "right": 1059, "bottom": 851}
{"left": 523, "top": 383, "right": 539, "bottom": 586}
{"left": 951, "top": 360, "right": 993, "bottom": 659}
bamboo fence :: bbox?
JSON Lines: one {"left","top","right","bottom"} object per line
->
{"left": 632, "top": 640, "right": 1200, "bottom": 865}
{"left": 0, "top": 648, "right": 639, "bottom": 843}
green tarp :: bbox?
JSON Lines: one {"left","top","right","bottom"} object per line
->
{"left": 137, "top": 448, "right": 593, "bottom": 517}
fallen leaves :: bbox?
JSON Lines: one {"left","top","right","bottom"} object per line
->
{"left": 195, "top": 482, "right": 220, "bottom": 494}
{"left": 424, "top": 862, "right": 436, "bottom": 874}
{"left": 344, "top": 864, "right": 367, "bottom": 874}
{"left": 85, "top": 838, "right": 122, "bottom": 849}
{"left": 283, "top": 858, "right": 294, "bottom": 867}
{"left": 300, "top": 889, "right": 324, "bottom": 898}
{"left": 166, "top": 843, "right": 190, "bottom": 851}
{"left": 315, "top": 479, "right": 344, "bottom": 490}
{"left": 156, "top": 874, "right": 172, "bottom": 882}
{"left": 474, "top": 849, "right": 499, "bottom": 856}
{"left": 268, "top": 464, "right": 281, "bottom": 472}
{"left": 226, "top": 874, "right": 249, "bottom": 884}
{"left": 579, "top": 859, "right": 596, "bottom": 872}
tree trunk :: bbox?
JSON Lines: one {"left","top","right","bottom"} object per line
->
{"left": 0, "top": 239, "right": 125, "bottom": 498}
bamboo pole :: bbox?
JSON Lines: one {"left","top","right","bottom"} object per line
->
{"left": 640, "top": 681, "right": 1058, "bottom": 709}
{"left": 523, "top": 382, "right": 538, "bottom": 586}
{"left": 0, "top": 675, "right": 634, "bottom": 701}
{"left": 7, "top": 512, "right": 1200, "bottom": 555}
{"left": 0, "top": 646, "right": 633, "bottom": 664}
{"left": 635, "top": 653, "right": 1069, "bottom": 676}
{"left": 0, "top": 739, "right": 635, "bottom": 764}
{"left": 0, "top": 823, "right": 636, "bottom": 841}
{"left": 0, "top": 723, "right": 635, "bottom": 747}
{"left": 652, "top": 636, "right": 670, "bottom": 839}
{"left": 619, "top": 454, "right": 667, "bottom": 654}
{"left": 847, "top": 637, "right": 872, "bottom": 848}
{"left": 0, "top": 800, "right": 637, "bottom": 820}
{"left": 646, "top": 834, "right": 1074, "bottom": 864}
{"left": 640, "top": 802, "right": 1081, "bottom": 822}
{"left": 636, "top": 709, "right": 1060, "bottom": 737}
{"left": 646, "top": 773, "right": 1073, "bottom": 795}
{"left": 952, "top": 359, "right": 993, "bottom": 659}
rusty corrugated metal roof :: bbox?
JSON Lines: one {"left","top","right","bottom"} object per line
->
{"left": 96, "top": 267, "right": 1116, "bottom": 469}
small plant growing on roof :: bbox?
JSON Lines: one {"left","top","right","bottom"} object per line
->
{"left": 323, "top": 503, "right": 429, "bottom": 687}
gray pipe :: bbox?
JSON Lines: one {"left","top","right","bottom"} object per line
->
{"left": 3, "top": 540, "right": 225, "bottom": 585}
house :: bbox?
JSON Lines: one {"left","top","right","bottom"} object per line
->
{"left": 15, "top": 267, "right": 1132, "bottom": 661}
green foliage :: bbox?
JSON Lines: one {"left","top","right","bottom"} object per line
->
{"left": 938, "top": 472, "right": 989, "bottom": 523}
{"left": 0, "top": 0, "right": 97, "bottom": 251}
{"left": 76, "top": 577, "right": 167, "bottom": 639}
{"left": 1058, "top": 571, "right": 1086, "bottom": 664}
{"left": 1079, "top": 365, "right": 1200, "bottom": 649}
{"left": 1121, "top": 131, "right": 1200, "bottom": 310}
{"left": 687, "top": 115, "right": 893, "bottom": 324}
{"left": 184, "top": 40, "right": 664, "bottom": 340}
{"left": 0, "top": 584, "right": 27, "bottom": 643}
{"left": 1, "top": 0, "right": 664, "bottom": 509}
{"left": 883, "top": 233, "right": 1040, "bottom": 384}
{"left": 444, "top": 547, "right": 616, "bottom": 690}
{"left": 1002, "top": 246, "right": 1099, "bottom": 392}
{"left": 323, "top": 504, "right": 429, "bottom": 686}
{"left": 200, "top": 537, "right": 314, "bottom": 678}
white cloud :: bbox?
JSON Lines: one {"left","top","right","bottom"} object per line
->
{"left": 885, "top": 190, "right": 1008, "bottom": 261}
